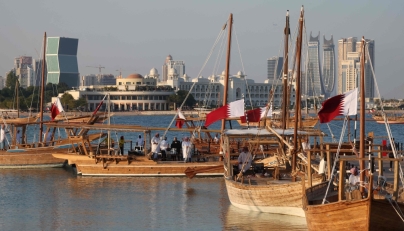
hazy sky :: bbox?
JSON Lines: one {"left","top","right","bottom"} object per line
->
{"left": 1, "top": 0, "right": 403, "bottom": 98}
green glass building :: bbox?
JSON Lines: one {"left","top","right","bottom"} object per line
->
{"left": 46, "top": 37, "right": 79, "bottom": 87}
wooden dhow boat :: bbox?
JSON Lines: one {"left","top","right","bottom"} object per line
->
{"left": 50, "top": 123, "right": 224, "bottom": 176}
{"left": 303, "top": 37, "right": 404, "bottom": 230}
{"left": 222, "top": 7, "right": 329, "bottom": 217}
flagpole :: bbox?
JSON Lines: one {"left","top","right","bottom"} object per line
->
{"left": 281, "top": 11, "right": 290, "bottom": 130}
{"left": 292, "top": 7, "right": 304, "bottom": 182}
{"left": 39, "top": 32, "right": 46, "bottom": 144}
{"left": 220, "top": 13, "right": 232, "bottom": 151}
{"left": 359, "top": 37, "right": 366, "bottom": 194}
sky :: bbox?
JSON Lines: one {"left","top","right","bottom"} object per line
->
{"left": 1, "top": 0, "right": 404, "bottom": 98}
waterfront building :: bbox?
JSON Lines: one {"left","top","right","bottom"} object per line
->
{"left": 61, "top": 68, "right": 289, "bottom": 112}
{"left": 305, "top": 32, "right": 323, "bottom": 98}
{"left": 46, "top": 37, "right": 79, "bottom": 87}
{"left": 161, "top": 55, "right": 185, "bottom": 82}
{"left": 267, "top": 56, "right": 283, "bottom": 81}
{"left": 322, "top": 35, "right": 335, "bottom": 98}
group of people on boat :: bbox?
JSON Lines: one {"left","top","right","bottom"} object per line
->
{"left": 150, "top": 133, "right": 192, "bottom": 162}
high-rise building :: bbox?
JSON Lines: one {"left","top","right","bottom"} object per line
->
{"left": 338, "top": 37, "right": 374, "bottom": 98}
{"left": 305, "top": 32, "right": 323, "bottom": 97}
{"left": 267, "top": 56, "right": 283, "bottom": 81}
{"left": 14, "top": 56, "right": 34, "bottom": 88}
{"left": 322, "top": 35, "right": 335, "bottom": 98}
{"left": 338, "top": 37, "right": 357, "bottom": 94}
{"left": 46, "top": 37, "right": 79, "bottom": 87}
{"left": 81, "top": 74, "right": 116, "bottom": 86}
{"left": 162, "top": 55, "right": 185, "bottom": 82}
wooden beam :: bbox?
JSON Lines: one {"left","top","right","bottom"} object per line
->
{"left": 338, "top": 160, "right": 346, "bottom": 201}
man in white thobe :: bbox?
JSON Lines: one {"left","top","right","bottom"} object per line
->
{"left": 238, "top": 147, "right": 252, "bottom": 173}
{"left": 151, "top": 133, "right": 160, "bottom": 160}
{"left": 160, "top": 137, "right": 169, "bottom": 161}
{"left": 182, "top": 137, "right": 191, "bottom": 163}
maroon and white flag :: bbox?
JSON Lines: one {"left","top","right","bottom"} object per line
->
{"left": 51, "top": 98, "right": 64, "bottom": 120}
{"left": 175, "top": 109, "right": 186, "bottom": 128}
{"left": 318, "top": 88, "right": 358, "bottom": 123}
{"left": 240, "top": 105, "right": 273, "bottom": 123}
{"left": 93, "top": 95, "right": 107, "bottom": 115}
{"left": 205, "top": 99, "right": 244, "bottom": 127}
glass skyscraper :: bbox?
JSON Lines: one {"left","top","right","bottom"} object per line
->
{"left": 267, "top": 56, "right": 283, "bottom": 81}
{"left": 46, "top": 37, "right": 79, "bottom": 87}
{"left": 305, "top": 32, "right": 323, "bottom": 97}
{"left": 322, "top": 35, "right": 335, "bottom": 98}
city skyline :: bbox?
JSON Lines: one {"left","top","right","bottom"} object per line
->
{"left": 1, "top": 1, "right": 403, "bottom": 98}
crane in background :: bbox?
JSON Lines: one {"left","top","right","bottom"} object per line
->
{"left": 116, "top": 68, "right": 129, "bottom": 78}
{"left": 86, "top": 65, "right": 105, "bottom": 84}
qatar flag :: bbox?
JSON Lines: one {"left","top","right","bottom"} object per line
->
{"left": 318, "top": 88, "right": 358, "bottom": 123}
{"left": 51, "top": 98, "right": 64, "bottom": 120}
{"left": 204, "top": 99, "right": 244, "bottom": 127}
{"left": 240, "top": 105, "right": 273, "bottom": 123}
{"left": 175, "top": 109, "right": 186, "bottom": 128}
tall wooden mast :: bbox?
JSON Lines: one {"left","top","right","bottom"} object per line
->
{"left": 292, "top": 6, "right": 304, "bottom": 181}
{"left": 359, "top": 37, "right": 366, "bottom": 192}
{"left": 39, "top": 32, "right": 46, "bottom": 143}
{"left": 220, "top": 14, "right": 233, "bottom": 134}
{"left": 281, "top": 11, "right": 290, "bottom": 129}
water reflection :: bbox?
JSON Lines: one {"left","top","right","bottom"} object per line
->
{"left": 224, "top": 205, "right": 307, "bottom": 230}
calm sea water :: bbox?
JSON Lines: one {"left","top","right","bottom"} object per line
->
{"left": 1, "top": 114, "right": 404, "bottom": 230}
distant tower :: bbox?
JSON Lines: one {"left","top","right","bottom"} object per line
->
{"left": 322, "top": 35, "right": 335, "bottom": 98}
{"left": 46, "top": 37, "right": 79, "bottom": 87}
{"left": 267, "top": 56, "right": 283, "bottom": 81}
{"left": 338, "top": 37, "right": 357, "bottom": 94}
{"left": 162, "top": 54, "right": 172, "bottom": 81}
{"left": 305, "top": 32, "right": 323, "bottom": 97}
{"left": 356, "top": 39, "right": 375, "bottom": 98}
{"left": 162, "top": 55, "right": 185, "bottom": 82}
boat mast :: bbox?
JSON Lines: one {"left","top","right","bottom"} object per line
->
{"left": 16, "top": 80, "right": 19, "bottom": 118}
{"left": 39, "top": 32, "right": 46, "bottom": 143}
{"left": 281, "top": 11, "right": 290, "bottom": 129}
{"left": 292, "top": 6, "right": 304, "bottom": 181}
{"left": 220, "top": 14, "right": 233, "bottom": 135}
{"left": 359, "top": 37, "right": 366, "bottom": 193}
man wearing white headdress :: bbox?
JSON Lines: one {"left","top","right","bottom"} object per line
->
{"left": 182, "top": 137, "right": 191, "bottom": 163}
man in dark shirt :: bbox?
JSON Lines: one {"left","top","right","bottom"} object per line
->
{"left": 171, "top": 137, "right": 182, "bottom": 161}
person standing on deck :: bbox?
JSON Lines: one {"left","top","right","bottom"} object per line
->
{"left": 119, "top": 136, "right": 125, "bottom": 155}
{"left": 388, "top": 138, "right": 395, "bottom": 171}
{"left": 301, "top": 136, "right": 310, "bottom": 156}
{"left": 160, "top": 137, "right": 169, "bottom": 161}
{"left": 182, "top": 137, "right": 191, "bottom": 163}
{"left": 171, "top": 137, "right": 181, "bottom": 160}
{"left": 136, "top": 135, "right": 144, "bottom": 148}
{"left": 0, "top": 125, "right": 6, "bottom": 150}
{"left": 151, "top": 133, "right": 160, "bottom": 159}
{"left": 16, "top": 129, "right": 22, "bottom": 144}
{"left": 238, "top": 147, "right": 252, "bottom": 174}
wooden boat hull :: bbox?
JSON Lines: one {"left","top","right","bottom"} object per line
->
{"left": 0, "top": 148, "right": 67, "bottom": 168}
{"left": 304, "top": 196, "right": 370, "bottom": 230}
{"left": 303, "top": 182, "right": 404, "bottom": 231}
{"left": 52, "top": 153, "right": 223, "bottom": 177}
{"left": 224, "top": 177, "right": 322, "bottom": 217}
